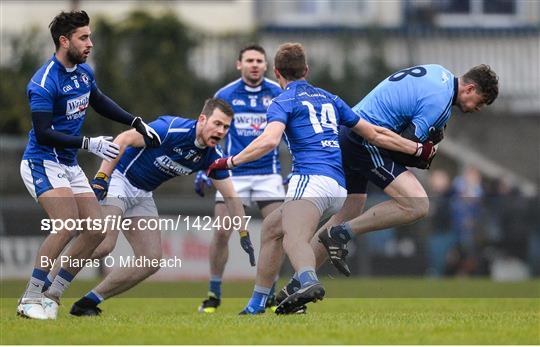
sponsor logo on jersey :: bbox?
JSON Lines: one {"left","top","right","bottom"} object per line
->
{"left": 234, "top": 113, "right": 267, "bottom": 136}
{"left": 173, "top": 147, "right": 183, "bottom": 155}
{"left": 62, "top": 85, "right": 73, "bottom": 92}
{"left": 232, "top": 99, "right": 246, "bottom": 106}
{"left": 66, "top": 92, "right": 90, "bottom": 120}
{"left": 80, "top": 73, "right": 90, "bottom": 87}
{"left": 320, "top": 140, "right": 340, "bottom": 148}
{"left": 262, "top": 95, "right": 272, "bottom": 107}
{"left": 154, "top": 155, "right": 192, "bottom": 176}
{"left": 441, "top": 71, "right": 449, "bottom": 84}
{"left": 298, "top": 91, "right": 327, "bottom": 99}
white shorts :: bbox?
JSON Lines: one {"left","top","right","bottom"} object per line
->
{"left": 215, "top": 174, "right": 285, "bottom": 207}
{"left": 102, "top": 170, "right": 159, "bottom": 218}
{"left": 20, "top": 159, "right": 93, "bottom": 200}
{"left": 285, "top": 174, "right": 347, "bottom": 219}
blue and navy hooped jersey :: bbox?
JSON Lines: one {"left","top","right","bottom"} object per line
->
{"left": 267, "top": 80, "right": 360, "bottom": 188}
{"left": 353, "top": 64, "right": 458, "bottom": 141}
{"left": 116, "top": 116, "right": 229, "bottom": 192}
{"left": 23, "top": 54, "right": 97, "bottom": 165}
{"left": 215, "top": 78, "right": 282, "bottom": 176}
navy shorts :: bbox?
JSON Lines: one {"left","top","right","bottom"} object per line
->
{"left": 339, "top": 127, "right": 408, "bottom": 194}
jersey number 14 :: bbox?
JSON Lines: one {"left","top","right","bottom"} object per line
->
{"left": 302, "top": 101, "right": 338, "bottom": 134}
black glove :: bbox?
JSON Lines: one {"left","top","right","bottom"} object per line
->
{"left": 428, "top": 126, "right": 445, "bottom": 145}
{"left": 239, "top": 230, "right": 256, "bottom": 266}
{"left": 132, "top": 117, "right": 161, "bottom": 148}
{"left": 91, "top": 172, "right": 109, "bottom": 201}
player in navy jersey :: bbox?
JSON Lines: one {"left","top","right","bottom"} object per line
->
{"left": 277, "top": 64, "right": 499, "bottom": 301}
{"left": 17, "top": 10, "right": 160, "bottom": 320}
{"left": 195, "top": 45, "right": 285, "bottom": 313}
{"left": 207, "top": 43, "right": 435, "bottom": 314}
{"left": 64, "top": 98, "right": 253, "bottom": 316}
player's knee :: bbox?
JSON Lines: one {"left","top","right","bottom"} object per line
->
{"left": 401, "top": 197, "right": 429, "bottom": 222}
{"left": 214, "top": 229, "right": 232, "bottom": 246}
{"left": 262, "top": 219, "right": 283, "bottom": 241}
{"left": 91, "top": 241, "right": 116, "bottom": 259}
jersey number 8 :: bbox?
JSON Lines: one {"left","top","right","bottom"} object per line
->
{"left": 389, "top": 66, "right": 427, "bottom": 82}
{"left": 302, "top": 101, "right": 338, "bottom": 134}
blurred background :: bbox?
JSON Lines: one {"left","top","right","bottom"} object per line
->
{"left": 1, "top": 0, "right": 539, "bottom": 286}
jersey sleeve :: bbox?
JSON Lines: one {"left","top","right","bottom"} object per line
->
{"left": 27, "top": 82, "right": 54, "bottom": 113}
{"left": 266, "top": 99, "right": 289, "bottom": 125}
{"left": 334, "top": 95, "right": 361, "bottom": 128}
{"left": 412, "top": 96, "right": 451, "bottom": 141}
{"left": 206, "top": 145, "right": 230, "bottom": 180}
{"left": 146, "top": 116, "right": 174, "bottom": 145}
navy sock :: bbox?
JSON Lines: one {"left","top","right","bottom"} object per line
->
{"left": 297, "top": 267, "right": 319, "bottom": 287}
{"left": 209, "top": 276, "right": 222, "bottom": 299}
{"left": 329, "top": 223, "right": 353, "bottom": 243}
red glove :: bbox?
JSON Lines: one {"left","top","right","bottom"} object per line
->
{"left": 414, "top": 141, "right": 437, "bottom": 162}
{"left": 206, "top": 156, "right": 235, "bottom": 176}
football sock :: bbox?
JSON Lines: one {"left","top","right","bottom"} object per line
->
{"left": 209, "top": 276, "right": 222, "bottom": 299}
{"left": 298, "top": 267, "right": 319, "bottom": 287}
{"left": 24, "top": 268, "right": 48, "bottom": 299}
{"left": 330, "top": 223, "right": 353, "bottom": 243}
{"left": 47, "top": 268, "right": 74, "bottom": 299}
{"left": 245, "top": 285, "right": 271, "bottom": 313}
{"left": 83, "top": 290, "right": 104, "bottom": 306}
{"left": 42, "top": 272, "right": 54, "bottom": 292}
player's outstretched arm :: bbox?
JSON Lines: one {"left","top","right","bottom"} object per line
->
{"left": 90, "top": 88, "right": 161, "bottom": 147}
{"left": 212, "top": 178, "right": 255, "bottom": 266}
{"left": 91, "top": 129, "right": 145, "bottom": 201}
{"left": 206, "top": 122, "right": 285, "bottom": 174}
{"left": 352, "top": 119, "right": 436, "bottom": 161}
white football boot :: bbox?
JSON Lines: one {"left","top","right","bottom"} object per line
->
{"left": 42, "top": 295, "right": 59, "bottom": 319}
{"left": 16, "top": 297, "right": 48, "bottom": 320}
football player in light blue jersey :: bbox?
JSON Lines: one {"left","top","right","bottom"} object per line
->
{"left": 195, "top": 45, "right": 285, "bottom": 313}
{"left": 286, "top": 65, "right": 499, "bottom": 285}
{"left": 18, "top": 10, "right": 160, "bottom": 320}
{"left": 207, "top": 43, "right": 435, "bottom": 314}
{"left": 65, "top": 98, "right": 253, "bottom": 317}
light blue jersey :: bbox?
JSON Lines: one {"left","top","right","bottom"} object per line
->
{"left": 267, "top": 80, "right": 360, "bottom": 188}
{"left": 116, "top": 116, "right": 229, "bottom": 191}
{"left": 23, "top": 54, "right": 96, "bottom": 165}
{"left": 215, "top": 78, "right": 282, "bottom": 176}
{"left": 353, "top": 64, "right": 458, "bottom": 141}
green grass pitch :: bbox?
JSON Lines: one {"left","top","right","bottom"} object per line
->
{"left": 1, "top": 279, "right": 539, "bottom": 344}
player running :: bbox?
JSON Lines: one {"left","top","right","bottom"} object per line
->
{"left": 195, "top": 44, "right": 284, "bottom": 314}
{"left": 68, "top": 98, "right": 253, "bottom": 316}
{"left": 18, "top": 10, "right": 159, "bottom": 320}
{"left": 277, "top": 64, "right": 499, "bottom": 310}
{"left": 207, "top": 43, "right": 435, "bottom": 315}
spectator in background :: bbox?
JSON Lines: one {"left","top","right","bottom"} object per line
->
{"left": 425, "top": 169, "right": 454, "bottom": 276}
{"left": 446, "top": 166, "right": 484, "bottom": 276}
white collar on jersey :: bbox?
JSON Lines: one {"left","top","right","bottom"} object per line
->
{"left": 244, "top": 84, "right": 262, "bottom": 92}
{"left": 65, "top": 65, "right": 77, "bottom": 73}
{"left": 194, "top": 137, "right": 207, "bottom": 149}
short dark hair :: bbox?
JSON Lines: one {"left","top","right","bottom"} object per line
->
{"left": 201, "top": 98, "right": 234, "bottom": 118}
{"left": 238, "top": 44, "right": 266, "bottom": 61}
{"left": 462, "top": 64, "right": 499, "bottom": 105}
{"left": 274, "top": 43, "right": 307, "bottom": 81}
{"left": 49, "top": 10, "right": 90, "bottom": 50}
